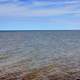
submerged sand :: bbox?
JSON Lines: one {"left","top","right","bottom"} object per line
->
{"left": 0, "top": 63, "right": 80, "bottom": 80}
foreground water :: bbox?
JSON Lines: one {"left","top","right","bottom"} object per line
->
{"left": 0, "top": 31, "right": 80, "bottom": 80}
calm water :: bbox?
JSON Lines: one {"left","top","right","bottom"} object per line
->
{"left": 0, "top": 31, "right": 80, "bottom": 69}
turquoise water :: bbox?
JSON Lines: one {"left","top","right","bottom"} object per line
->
{"left": 0, "top": 31, "right": 80, "bottom": 70}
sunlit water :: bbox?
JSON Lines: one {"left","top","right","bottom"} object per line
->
{"left": 0, "top": 31, "right": 80, "bottom": 70}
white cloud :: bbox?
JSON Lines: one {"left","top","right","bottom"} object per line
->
{"left": 0, "top": 0, "right": 80, "bottom": 17}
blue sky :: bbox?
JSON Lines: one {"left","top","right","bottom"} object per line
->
{"left": 0, "top": 0, "right": 80, "bottom": 30}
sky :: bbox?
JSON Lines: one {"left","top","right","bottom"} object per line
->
{"left": 0, "top": 0, "right": 80, "bottom": 30}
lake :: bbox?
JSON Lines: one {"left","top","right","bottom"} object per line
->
{"left": 0, "top": 30, "right": 80, "bottom": 80}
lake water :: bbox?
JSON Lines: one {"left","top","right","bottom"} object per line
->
{"left": 0, "top": 31, "right": 80, "bottom": 70}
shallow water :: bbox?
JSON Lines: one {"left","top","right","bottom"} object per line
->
{"left": 0, "top": 30, "right": 80, "bottom": 70}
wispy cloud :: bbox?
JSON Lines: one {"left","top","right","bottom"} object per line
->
{"left": 0, "top": 0, "right": 80, "bottom": 17}
{"left": 0, "top": 0, "right": 80, "bottom": 30}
